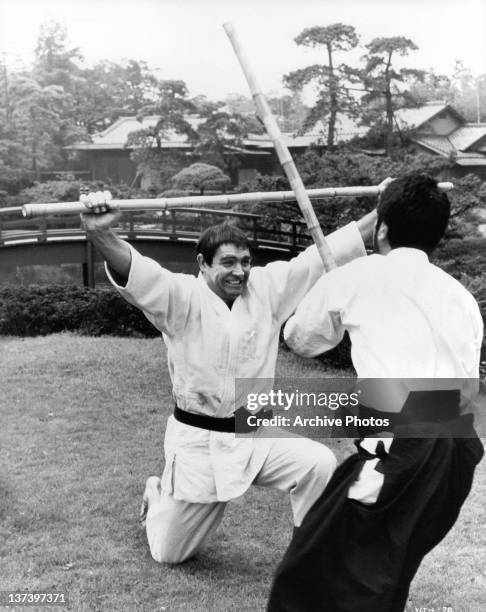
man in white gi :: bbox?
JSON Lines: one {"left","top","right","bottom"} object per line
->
{"left": 80, "top": 195, "right": 373, "bottom": 564}
{"left": 268, "top": 172, "right": 484, "bottom": 612}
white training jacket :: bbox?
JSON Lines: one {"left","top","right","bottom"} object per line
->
{"left": 284, "top": 246, "right": 483, "bottom": 504}
{"left": 107, "top": 222, "right": 366, "bottom": 503}
{"left": 284, "top": 247, "right": 483, "bottom": 381}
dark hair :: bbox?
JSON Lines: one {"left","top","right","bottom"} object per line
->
{"left": 377, "top": 172, "right": 450, "bottom": 253}
{"left": 196, "top": 222, "right": 251, "bottom": 265}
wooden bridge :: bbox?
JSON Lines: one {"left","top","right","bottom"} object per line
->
{"left": 0, "top": 206, "right": 311, "bottom": 287}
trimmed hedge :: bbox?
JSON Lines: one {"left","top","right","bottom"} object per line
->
{"left": 0, "top": 285, "right": 159, "bottom": 337}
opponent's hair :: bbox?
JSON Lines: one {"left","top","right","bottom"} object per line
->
{"left": 377, "top": 172, "right": 450, "bottom": 254}
{"left": 196, "top": 222, "right": 251, "bottom": 265}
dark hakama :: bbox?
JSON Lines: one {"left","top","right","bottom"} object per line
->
{"left": 267, "top": 414, "right": 484, "bottom": 612}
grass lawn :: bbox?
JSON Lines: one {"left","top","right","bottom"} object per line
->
{"left": 0, "top": 334, "right": 484, "bottom": 612}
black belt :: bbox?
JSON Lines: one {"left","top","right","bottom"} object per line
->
{"left": 355, "top": 389, "right": 461, "bottom": 437}
{"left": 174, "top": 405, "right": 273, "bottom": 433}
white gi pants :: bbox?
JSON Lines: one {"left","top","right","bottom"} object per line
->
{"left": 146, "top": 435, "right": 336, "bottom": 564}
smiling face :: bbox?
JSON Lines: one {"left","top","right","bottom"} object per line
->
{"left": 197, "top": 242, "right": 252, "bottom": 305}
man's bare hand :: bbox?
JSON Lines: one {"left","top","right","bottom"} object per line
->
{"left": 80, "top": 191, "right": 121, "bottom": 232}
{"left": 377, "top": 177, "right": 394, "bottom": 197}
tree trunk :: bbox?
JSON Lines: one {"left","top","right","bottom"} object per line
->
{"left": 385, "top": 51, "right": 394, "bottom": 156}
{"left": 327, "top": 44, "right": 337, "bottom": 151}
{"left": 32, "top": 141, "right": 40, "bottom": 181}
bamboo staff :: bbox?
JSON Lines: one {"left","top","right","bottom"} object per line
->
{"left": 21, "top": 183, "right": 453, "bottom": 219}
{"left": 223, "top": 22, "right": 340, "bottom": 271}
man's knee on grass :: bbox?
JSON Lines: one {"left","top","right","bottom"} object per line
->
{"left": 150, "top": 547, "right": 192, "bottom": 565}
{"left": 148, "top": 535, "right": 195, "bottom": 565}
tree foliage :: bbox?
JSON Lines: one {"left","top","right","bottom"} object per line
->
{"left": 284, "top": 24, "right": 359, "bottom": 148}
{"left": 34, "top": 21, "right": 84, "bottom": 90}
{"left": 360, "top": 36, "right": 424, "bottom": 155}
{"left": 238, "top": 148, "right": 481, "bottom": 241}
{"left": 124, "top": 80, "right": 197, "bottom": 189}
{"left": 189, "top": 97, "right": 262, "bottom": 179}
{"left": 225, "top": 92, "right": 307, "bottom": 133}
{"left": 76, "top": 59, "right": 160, "bottom": 133}
{"left": 0, "top": 22, "right": 85, "bottom": 189}
{"left": 0, "top": 18, "right": 484, "bottom": 213}
{"left": 1, "top": 74, "right": 79, "bottom": 182}
{"left": 407, "top": 62, "right": 486, "bottom": 123}
{"left": 171, "top": 163, "right": 231, "bottom": 194}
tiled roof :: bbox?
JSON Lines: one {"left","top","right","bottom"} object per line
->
{"left": 66, "top": 107, "right": 485, "bottom": 169}
{"left": 454, "top": 152, "right": 486, "bottom": 166}
{"left": 414, "top": 136, "right": 486, "bottom": 166}
{"left": 69, "top": 112, "right": 368, "bottom": 152}
{"left": 413, "top": 136, "right": 456, "bottom": 156}
{"left": 68, "top": 115, "right": 202, "bottom": 150}
{"left": 244, "top": 133, "right": 322, "bottom": 148}
{"left": 394, "top": 103, "right": 457, "bottom": 130}
{"left": 244, "top": 114, "right": 368, "bottom": 149}
{"left": 91, "top": 116, "right": 158, "bottom": 146}
{"left": 447, "top": 125, "right": 486, "bottom": 150}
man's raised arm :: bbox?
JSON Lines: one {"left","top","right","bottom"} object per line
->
{"left": 80, "top": 192, "right": 131, "bottom": 285}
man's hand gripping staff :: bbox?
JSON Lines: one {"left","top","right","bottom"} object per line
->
{"left": 80, "top": 190, "right": 131, "bottom": 282}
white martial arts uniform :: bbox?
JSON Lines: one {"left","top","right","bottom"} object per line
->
{"left": 107, "top": 222, "right": 366, "bottom": 562}
{"left": 284, "top": 247, "right": 483, "bottom": 503}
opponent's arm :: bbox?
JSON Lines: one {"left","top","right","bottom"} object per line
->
{"left": 355, "top": 210, "right": 376, "bottom": 249}
{"left": 283, "top": 271, "right": 345, "bottom": 357}
{"left": 256, "top": 219, "right": 365, "bottom": 324}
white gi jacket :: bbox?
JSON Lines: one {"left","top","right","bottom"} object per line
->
{"left": 284, "top": 247, "right": 484, "bottom": 503}
{"left": 284, "top": 247, "right": 483, "bottom": 380}
{"left": 107, "top": 222, "right": 366, "bottom": 503}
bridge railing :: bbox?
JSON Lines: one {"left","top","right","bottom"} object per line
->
{"left": 0, "top": 207, "right": 79, "bottom": 244}
{"left": 0, "top": 206, "right": 311, "bottom": 250}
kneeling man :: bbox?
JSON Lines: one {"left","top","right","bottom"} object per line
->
{"left": 81, "top": 196, "right": 373, "bottom": 564}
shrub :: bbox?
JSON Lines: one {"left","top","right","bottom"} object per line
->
{"left": 157, "top": 189, "right": 192, "bottom": 198}
{"left": 0, "top": 285, "right": 159, "bottom": 338}
{"left": 15, "top": 181, "right": 84, "bottom": 205}
{"left": 460, "top": 273, "right": 486, "bottom": 361}
{"left": 433, "top": 238, "right": 486, "bottom": 279}
{"left": 171, "top": 163, "right": 231, "bottom": 194}
{"left": 239, "top": 151, "right": 485, "bottom": 239}
{"left": 2, "top": 180, "right": 156, "bottom": 208}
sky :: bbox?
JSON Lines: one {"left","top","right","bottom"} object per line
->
{"left": 0, "top": 0, "right": 485, "bottom": 101}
